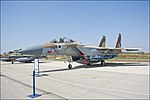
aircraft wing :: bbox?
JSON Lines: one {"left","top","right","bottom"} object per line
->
{"left": 83, "top": 45, "right": 141, "bottom": 51}
{"left": 83, "top": 45, "right": 109, "bottom": 50}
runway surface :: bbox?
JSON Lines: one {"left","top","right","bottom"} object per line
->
{"left": 1, "top": 61, "right": 149, "bottom": 99}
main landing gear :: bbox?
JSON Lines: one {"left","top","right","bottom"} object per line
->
{"left": 101, "top": 60, "right": 105, "bottom": 66}
{"left": 68, "top": 64, "right": 72, "bottom": 69}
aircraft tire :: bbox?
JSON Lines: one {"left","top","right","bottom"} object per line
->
{"left": 11, "top": 60, "right": 14, "bottom": 64}
{"left": 68, "top": 64, "right": 72, "bottom": 69}
{"left": 101, "top": 60, "right": 105, "bottom": 66}
{"left": 87, "top": 63, "right": 91, "bottom": 65}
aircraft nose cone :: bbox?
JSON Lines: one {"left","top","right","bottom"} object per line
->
{"left": 19, "top": 45, "right": 43, "bottom": 56}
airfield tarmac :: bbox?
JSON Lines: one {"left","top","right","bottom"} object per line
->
{"left": 1, "top": 60, "right": 149, "bottom": 99}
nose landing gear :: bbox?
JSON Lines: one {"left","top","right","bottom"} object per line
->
{"left": 68, "top": 64, "right": 72, "bottom": 69}
{"left": 68, "top": 56, "right": 73, "bottom": 69}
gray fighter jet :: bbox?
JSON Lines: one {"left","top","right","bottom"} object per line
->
{"left": 19, "top": 33, "right": 140, "bottom": 69}
{"left": 0, "top": 52, "right": 35, "bottom": 63}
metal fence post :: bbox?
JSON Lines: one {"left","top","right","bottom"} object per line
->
{"left": 27, "top": 70, "right": 41, "bottom": 98}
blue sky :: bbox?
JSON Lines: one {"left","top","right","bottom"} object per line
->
{"left": 1, "top": 1, "right": 149, "bottom": 53}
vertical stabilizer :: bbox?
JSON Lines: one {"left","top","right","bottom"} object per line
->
{"left": 99, "top": 36, "right": 106, "bottom": 47}
{"left": 115, "top": 33, "right": 121, "bottom": 48}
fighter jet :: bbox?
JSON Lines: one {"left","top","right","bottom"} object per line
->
{"left": 19, "top": 33, "right": 140, "bottom": 69}
{"left": 0, "top": 52, "right": 35, "bottom": 63}
{"left": 15, "top": 57, "right": 34, "bottom": 63}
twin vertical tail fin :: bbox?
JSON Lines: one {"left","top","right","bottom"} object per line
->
{"left": 115, "top": 33, "right": 121, "bottom": 48}
{"left": 99, "top": 36, "right": 106, "bottom": 47}
{"left": 99, "top": 33, "right": 121, "bottom": 48}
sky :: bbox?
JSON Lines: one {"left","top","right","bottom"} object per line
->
{"left": 1, "top": 1, "right": 149, "bottom": 53}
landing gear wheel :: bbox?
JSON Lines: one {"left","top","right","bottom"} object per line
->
{"left": 87, "top": 63, "right": 91, "bottom": 65}
{"left": 101, "top": 60, "right": 105, "bottom": 66}
{"left": 68, "top": 64, "right": 72, "bottom": 69}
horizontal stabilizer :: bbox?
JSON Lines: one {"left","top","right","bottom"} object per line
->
{"left": 124, "top": 48, "right": 141, "bottom": 51}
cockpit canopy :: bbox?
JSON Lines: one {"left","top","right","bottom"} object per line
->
{"left": 50, "top": 37, "right": 76, "bottom": 43}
